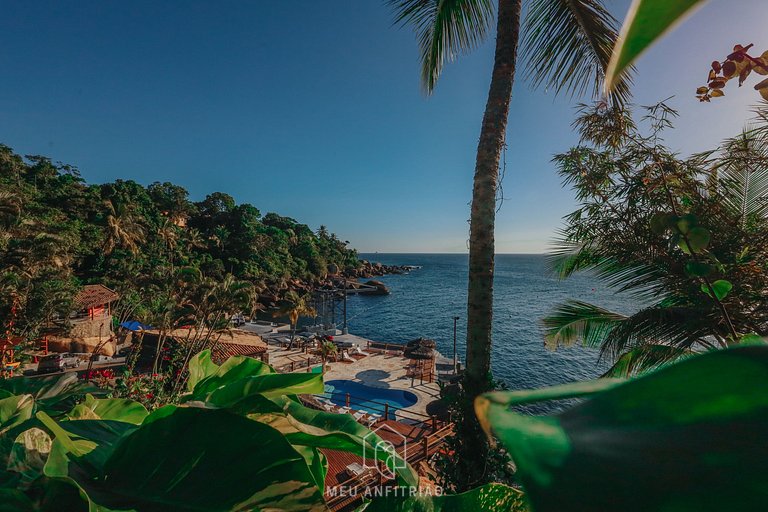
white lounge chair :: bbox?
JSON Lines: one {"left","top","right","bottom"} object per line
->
{"left": 352, "top": 346, "right": 370, "bottom": 357}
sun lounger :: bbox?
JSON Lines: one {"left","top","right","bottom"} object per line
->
{"left": 346, "top": 462, "right": 366, "bottom": 477}
{"left": 352, "top": 346, "right": 370, "bottom": 357}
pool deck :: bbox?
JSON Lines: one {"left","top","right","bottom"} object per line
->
{"left": 255, "top": 328, "right": 441, "bottom": 417}
{"left": 323, "top": 346, "right": 440, "bottom": 418}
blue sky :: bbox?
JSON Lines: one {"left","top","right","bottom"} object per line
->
{"left": 1, "top": 0, "right": 767, "bottom": 253}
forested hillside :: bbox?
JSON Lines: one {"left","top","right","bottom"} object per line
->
{"left": 0, "top": 144, "right": 359, "bottom": 339}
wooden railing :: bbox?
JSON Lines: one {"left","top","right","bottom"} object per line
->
{"left": 320, "top": 390, "right": 443, "bottom": 425}
{"left": 324, "top": 419, "right": 455, "bottom": 510}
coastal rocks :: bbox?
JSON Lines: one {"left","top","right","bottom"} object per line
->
{"left": 347, "top": 260, "right": 411, "bottom": 279}
{"left": 253, "top": 259, "right": 411, "bottom": 309}
{"left": 363, "top": 280, "right": 389, "bottom": 295}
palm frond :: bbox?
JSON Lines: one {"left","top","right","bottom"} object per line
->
{"left": 546, "top": 235, "right": 601, "bottom": 278}
{"left": 543, "top": 300, "right": 627, "bottom": 349}
{"left": 602, "top": 344, "right": 696, "bottom": 378}
{"left": 389, "top": 0, "right": 495, "bottom": 93}
{"left": 521, "top": 0, "right": 633, "bottom": 105}
{"left": 601, "top": 304, "right": 716, "bottom": 361}
{"left": 713, "top": 128, "right": 768, "bottom": 226}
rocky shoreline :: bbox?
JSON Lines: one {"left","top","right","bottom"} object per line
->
{"left": 254, "top": 260, "right": 413, "bottom": 309}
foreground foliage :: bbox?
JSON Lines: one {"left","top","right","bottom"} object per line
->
{"left": 0, "top": 352, "right": 425, "bottom": 511}
{"left": 475, "top": 345, "right": 768, "bottom": 511}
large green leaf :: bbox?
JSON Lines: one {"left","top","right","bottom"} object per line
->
{"left": 0, "top": 374, "right": 102, "bottom": 416}
{"left": 0, "top": 394, "right": 38, "bottom": 487}
{"left": 7, "top": 427, "right": 51, "bottom": 487}
{"left": 65, "top": 395, "right": 148, "bottom": 425}
{"left": 0, "top": 395, "right": 35, "bottom": 436}
{"left": 186, "top": 349, "right": 220, "bottom": 391}
{"left": 187, "top": 350, "right": 275, "bottom": 396}
{"left": 187, "top": 349, "right": 275, "bottom": 394}
{"left": 0, "top": 489, "right": 36, "bottom": 512}
{"left": 361, "top": 483, "right": 527, "bottom": 511}
{"left": 188, "top": 372, "right": 324, "bottom": 409}
{"left": 701, "top": 279, "right": 733, "bottom": 301}
{"left": 275, "top": 397, "right": 419, "bottom": 488}
{"left": 476, "top": 346, "right": 768, "bottom": 511}
{"left": 45, "top": 406, "right": 327, "bottom": 511}
{"left": 606, "top": 0, "right": 708, "bottom": 90}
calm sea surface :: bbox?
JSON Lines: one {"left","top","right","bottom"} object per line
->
{"left": 349, "top": 253, "right": 633, "bottom": 392}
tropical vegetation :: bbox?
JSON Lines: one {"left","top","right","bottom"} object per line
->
{"left": 4, "top": 344, "right": 766, "bottom": 511}
{"left": 0, "top": 351, "right": 424, "bottom": 511}
{"left": 0, "top": 144, "right": 359, "bottom": 345}
{"left": 544, "top": 101, "right": 768, "bottom": 375}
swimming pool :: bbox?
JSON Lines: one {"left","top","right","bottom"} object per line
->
{"left": 322, "top": 380, "right": 418, "bottom": 418}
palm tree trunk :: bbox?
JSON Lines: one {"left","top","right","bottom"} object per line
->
{"left": 465, "top": 0, "right": 522, "bottom": 395}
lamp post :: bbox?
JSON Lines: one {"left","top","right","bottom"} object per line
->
{"left": 452, "top": 316, "right": 459, "bottom": 374}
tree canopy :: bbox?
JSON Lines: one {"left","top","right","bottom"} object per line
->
{"left": 0, "top": 144, "right": 359, "bottom": 340}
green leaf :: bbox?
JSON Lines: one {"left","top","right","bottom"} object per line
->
{"left": 0, "top": 373, "right": 102, "bottom": 417}
{"left": 0, "top": 394, "right": 35, "bottom": 436}
{"left": 65, "top": 394, "right": 148, "bottom": 425}
{"left": 676, "top": 213, "right": 697, "bottom": 234}
{"left": 186, "top": 349, "right": 220, "bottom": 391}
{"left": 187, "top": 350, "right": 275, "bottom": 397}
{"left": 362, "top": 483, "right": 527, "bottom": 511}
{"left": 476, "top": 346, "right": 768, "bottom": 511}
{"left": 701, "top": 279, "right": 733, "bottom": 300}
{"left": 0, "top": 489, "right": 36, "bottom": 512}
{"left": 0, "top": 394, "right": 37, "bottom": 481}
{"left": 7, "top": 427, "right": 51, "bottom": 486}
{"left": 47, "top": 407, "right": 326, "bottom": 511}
{"left": 740, "top": 334, "right": 767, "bottom": 346}
{"left": 678, "top": 226, "right": 710, "bottom": 254}
{"left": 190, "top": 372, "right": 324, "bottom": 409}
{"left": 275, "top": 397, "right": 419, "bottom": 487}
{"left": 684, "top": 261, "right": 712, "bottom": 277}
{"left": 649, "top": 212, "right": 675, "bottom": 234}
{"left": 606, "top": 0, "right": 708, "bottom": 90}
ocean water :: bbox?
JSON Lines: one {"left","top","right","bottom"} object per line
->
{"left": 349, "top": 253, "right": 633, "bottom": 393}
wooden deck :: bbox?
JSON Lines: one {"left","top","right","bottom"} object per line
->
{"left": 322, "top": 419, "right": 453, "bottom": 511}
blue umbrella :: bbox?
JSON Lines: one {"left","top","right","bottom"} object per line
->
{"left": 120, "top": 320, "right": 153, "bottom": 332}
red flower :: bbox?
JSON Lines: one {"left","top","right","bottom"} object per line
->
{"left": 146, "top": 393, "right": 154, "bottom": 400}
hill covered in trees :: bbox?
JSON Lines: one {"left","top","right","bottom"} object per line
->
{"left": 0, "top": 144, "right": 360, "bottom": 340}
